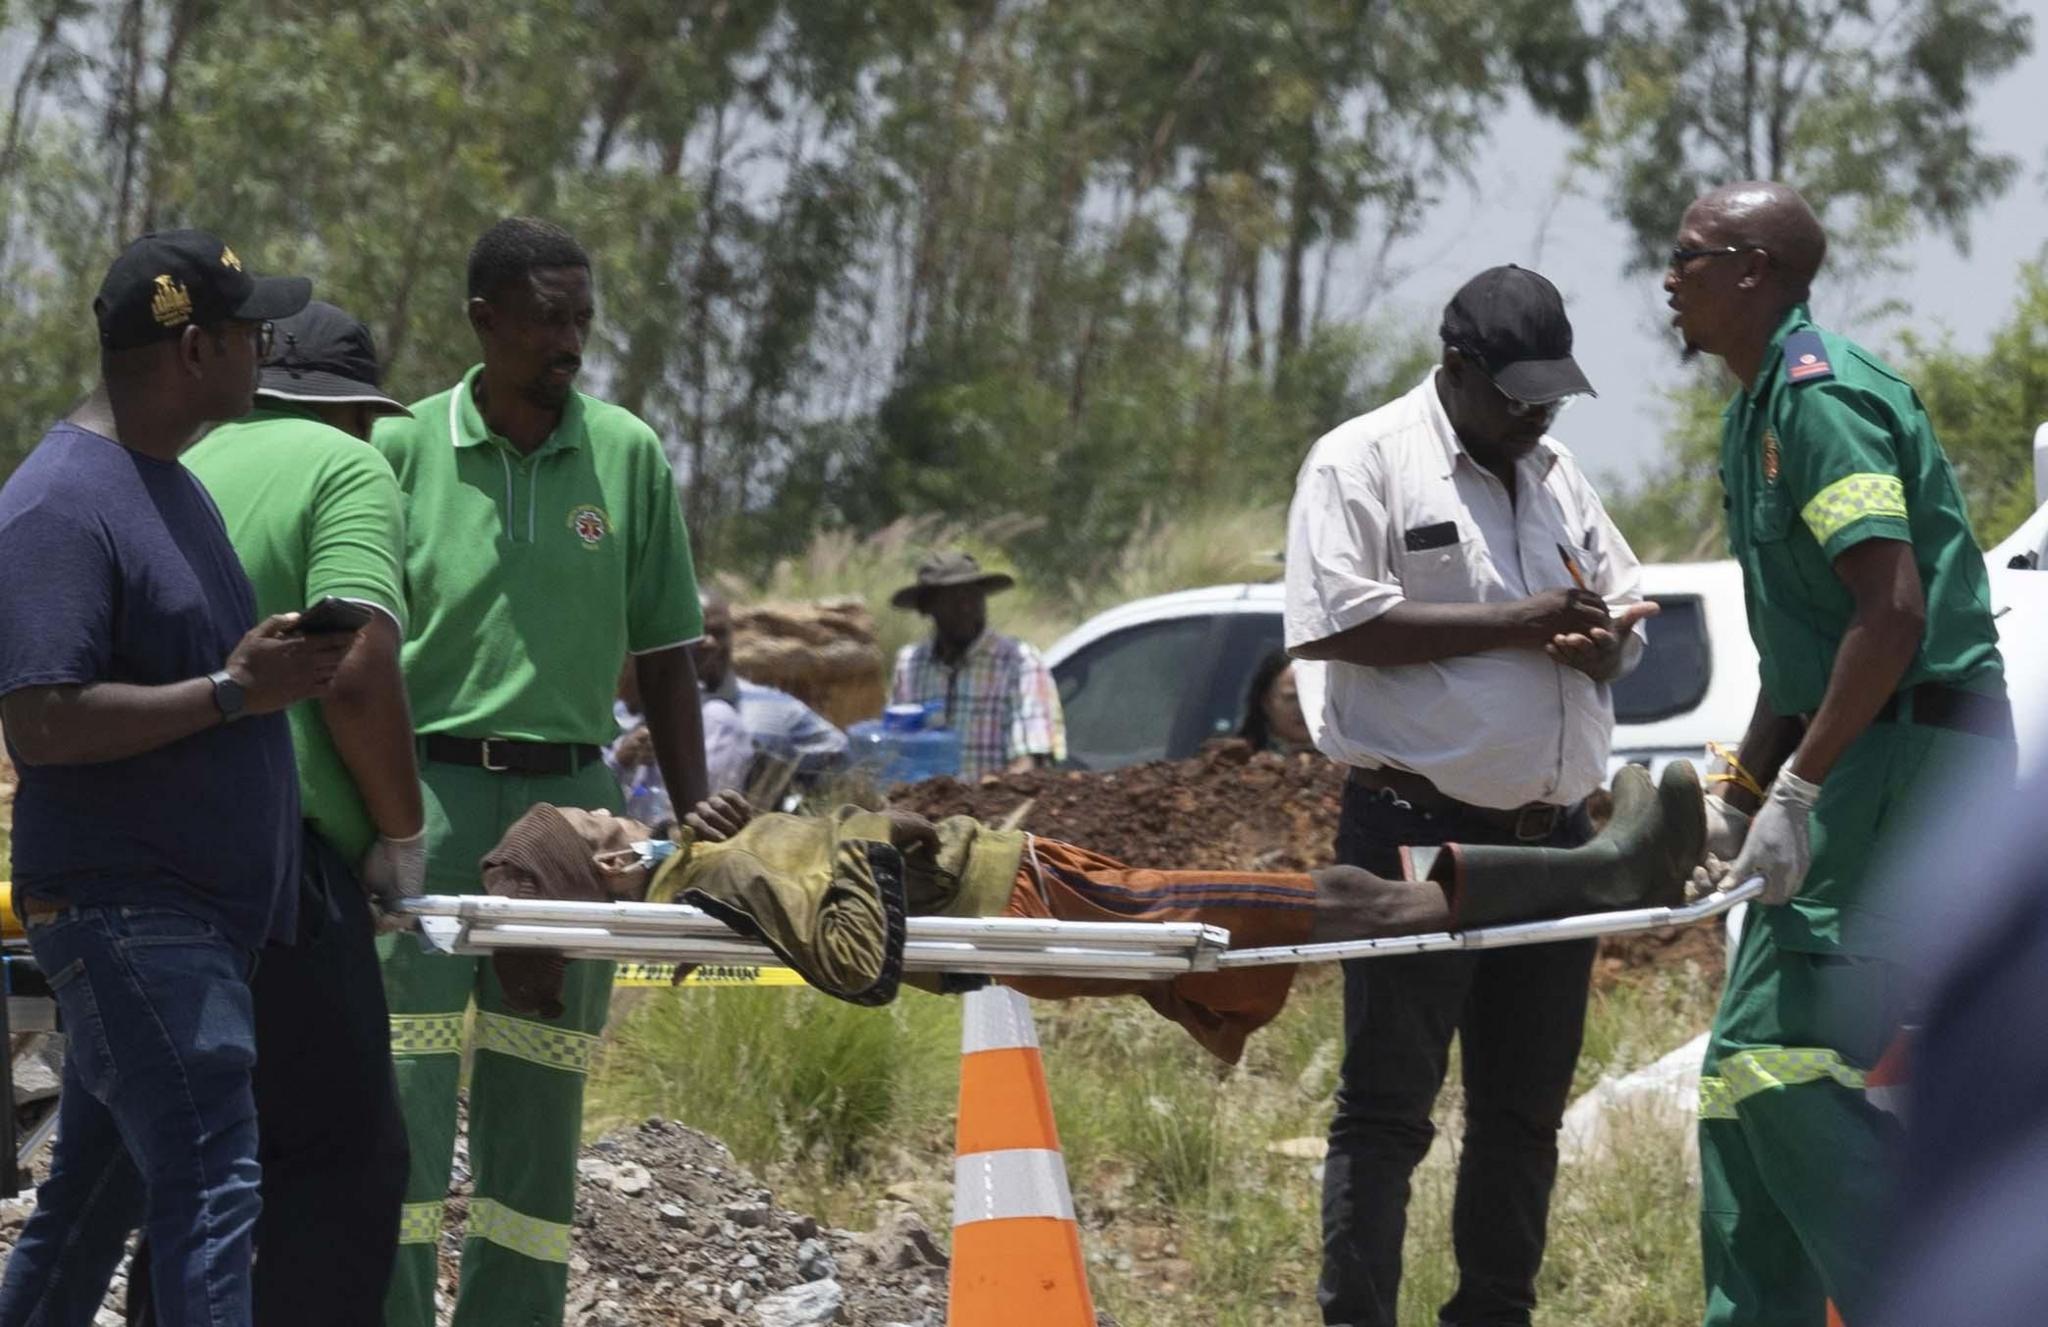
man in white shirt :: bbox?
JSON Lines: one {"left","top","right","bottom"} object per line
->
{"left": 1285, "top": 265, "right": 1656, "bottom": 1327}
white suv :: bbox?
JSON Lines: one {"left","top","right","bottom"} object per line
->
{"left": 1044, "top": 561, "right": 1759, "bottom": 776}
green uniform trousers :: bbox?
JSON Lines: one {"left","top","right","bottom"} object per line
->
{"left": 379, "top": 760, "right": 622, "bottom": 1327}
{"left": 1699, "top": 721, "right": 2008, "bottom": 1326}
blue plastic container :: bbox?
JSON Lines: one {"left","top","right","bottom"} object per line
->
{"left": 848, "top": 702, "right": 962, "bottom": 785}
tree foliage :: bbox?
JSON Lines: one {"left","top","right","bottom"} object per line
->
{"left": 0, "top": 0, "right": 1589, "bottom": 581}
{"left": 1583, "top": 0, "right": 2033, "bottom": 271}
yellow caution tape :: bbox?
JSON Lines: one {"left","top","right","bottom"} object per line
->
{"left": 612, "top": 961, "right": 809, "bottom": 988}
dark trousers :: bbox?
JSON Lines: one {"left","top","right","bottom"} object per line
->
{"left": 0, "top": 904, "right": 259, "bottom": 1327}
{"left": 131, "top": 830, "right": 411, "bottom": 1327}
{"left": 1319, "top": 781, "right": 1596, "bottom": 1327}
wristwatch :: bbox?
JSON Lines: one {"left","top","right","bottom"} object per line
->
{"left": 208, "top": 668, "right": 247, "bottom": 723}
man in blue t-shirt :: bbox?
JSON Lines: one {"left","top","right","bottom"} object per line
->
{"left": 0, "top": 231, "right": 351, "bottom": 1327}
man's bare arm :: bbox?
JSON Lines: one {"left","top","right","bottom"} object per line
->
{"left": 321, "top": 614, "right": 424, "bottom": 838}
{"left": 1787, "top": 539, "right": 1925, "bottom": 784}
{"left": 1289, "top": 590, "right": 1611, "bottom": 668}
{"left": 636, "top": 645, "right": 710, "bottom": 811}
{"left": 3, "top": 614, "right": 349, "bottom": 765}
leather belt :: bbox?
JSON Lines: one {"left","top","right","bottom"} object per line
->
{"left": 16, "top": 894, "right": 72, "bottom": 927}
{"left": 1346, "top": 765, "right": 1565, "bottom": 843}
{"left": 419, "top": 735, "right": 604, "bottom": 776}
{"left": 1869, "top": 682, "right": 2014, "bottom": 742}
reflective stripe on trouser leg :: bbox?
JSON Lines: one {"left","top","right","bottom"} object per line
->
{"left": 1697, "top": 1048, "right": 1867, "bottom": 1120}
{"left": 451, "top": 951, "right": 616, "bottom": 1326}
{"left": 379, "top": 935, "right": 485, "bottom": 1327}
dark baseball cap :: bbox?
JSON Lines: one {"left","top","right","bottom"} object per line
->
{"left": 1439, "top": 265, "right": 1595, "bottom": 404}
{"left": 94, "top": 229, "right": 311, "bottom": 351}
{"left": 256, "top": 302, "right": 410, "bottom": 416}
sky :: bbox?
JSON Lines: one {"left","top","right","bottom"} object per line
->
{"left": 1360, "top": 4, "right": 2048, "bottom": 489}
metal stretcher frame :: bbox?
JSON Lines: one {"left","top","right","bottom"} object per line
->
{"left": 398, "top": 878, "right": 1763, "bottom": 979}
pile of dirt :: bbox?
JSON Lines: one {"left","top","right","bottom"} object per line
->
{"left": 892, "top": 741, "right": 1345, "bottom": 873}
{"left": 432, "top": 1117, "right": 952, "bottom": 1327}
{"left": 890, "top": 742, "right": 1722, "bottom": 986}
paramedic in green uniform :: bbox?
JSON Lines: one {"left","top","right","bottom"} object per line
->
{"left": 1667, "top": 180, "right": 2013, "bottom": 1326}
{"left": 375, "top": 217, "right": 710, "bottom": 1327}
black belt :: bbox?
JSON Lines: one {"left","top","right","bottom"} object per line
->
{"left": 419, "top": 735, "right": 603, "bottom": 776}
{"left": 1346, "top": 766, "right": 1565, "bottom": 843}
{"left": 1869, "top": 682, "right": 2014, "bottom": 742}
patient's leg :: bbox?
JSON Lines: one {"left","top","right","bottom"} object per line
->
{"left": 1307, "top": 866, "right": 1452, "bottom": 942}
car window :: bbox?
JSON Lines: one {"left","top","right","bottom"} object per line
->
{"left": 1614, "top": 595, "right": 1712, "bottom": 724}
{"left": 1183, "top": 612, "right": 1287, "bottom": 753}
{"left": 1053, "top": 616, "right": 1218, "bottom": 769}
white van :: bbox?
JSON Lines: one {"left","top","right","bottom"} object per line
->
{"left": 1044, "top": 560, "right": 1757, "bottom": 775}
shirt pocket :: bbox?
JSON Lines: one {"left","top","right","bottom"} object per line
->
{"left": 1395, "top": 537, "right": 1481, "bottom": 604}
{"left": 1751, "top": 484, "right": 1793, "bottom": 544}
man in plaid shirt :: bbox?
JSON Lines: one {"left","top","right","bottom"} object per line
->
{"left": 889, "top": 550, "right": 1066, "bottom": 779}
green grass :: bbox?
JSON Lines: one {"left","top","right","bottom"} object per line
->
{"left": 590, "top": 956, "right": 1718, "bottom": 1325}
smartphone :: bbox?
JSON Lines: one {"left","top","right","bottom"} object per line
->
{"left": 291, "top": 596, "right": 375, "bottom": 636}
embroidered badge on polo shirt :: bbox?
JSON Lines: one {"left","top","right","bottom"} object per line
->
{"left": 1783, "top": 329, "right": 1834, "bottom": 385}
{"left": 567, "top": 503, "right": 610, "bottom": 548}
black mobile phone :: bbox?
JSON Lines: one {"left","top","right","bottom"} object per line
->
{"left": 292, "top": 596, "right": 375, "bottom": 635}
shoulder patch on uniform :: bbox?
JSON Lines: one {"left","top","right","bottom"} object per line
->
{"left": 1783, "top": 329, "right": 1834, "bottom": 386}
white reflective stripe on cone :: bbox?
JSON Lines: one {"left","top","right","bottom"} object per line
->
{"left": 961, "top": 984, "right": 1040, "bottom": 1055}
{"left": 953, "top": 1149, "right": 1077, "bottom": 1226}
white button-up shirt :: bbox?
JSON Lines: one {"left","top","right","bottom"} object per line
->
{"left": 1284, "top": 372, "right": 1646, "bottom": 810}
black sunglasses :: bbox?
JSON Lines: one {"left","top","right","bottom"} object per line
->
{"left": 1668, "top": 244, "right": 1767, "bottom": 272}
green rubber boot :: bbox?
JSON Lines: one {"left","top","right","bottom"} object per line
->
{"left": 1431, "top": 761, "right": 1706, "bottom": 929}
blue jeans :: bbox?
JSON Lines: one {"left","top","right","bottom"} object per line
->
{"left": 0, "top": 904, "right": 260, "bottom": 1327}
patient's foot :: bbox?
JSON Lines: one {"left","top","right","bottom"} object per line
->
{"left": 1307, "top": 865, "right": 1453, "bottom": 942}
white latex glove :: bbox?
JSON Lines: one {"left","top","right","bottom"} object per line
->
{"left": 1703, "top": 793, "right": 1752, "bottom": 861}
{"left": 1727, "top": 768, "right": 1822, "bottom": 906}
{"left": 361, "top": 828, "right": 428, "bottom": 933}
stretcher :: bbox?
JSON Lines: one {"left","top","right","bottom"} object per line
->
{"left": 0, "top": 878, "right": 1761, "bottom": 1197}
{"left": 400, "top": 877, "right": 1764, "bottom": 978}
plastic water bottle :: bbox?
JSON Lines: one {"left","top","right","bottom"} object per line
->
{"left": 848, "top": 703, "right": 962, "bottom": 784}
{"left": 626, "top": 771, "right": 673, "bottom": 827}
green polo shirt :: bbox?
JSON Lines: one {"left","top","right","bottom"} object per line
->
{"left": 372, "top": 365, "right": 701, "bottom": 747}
{"left": 1720, "top": 304, "right": 2003, "bottom": 718}
{"left": 184, "top": 405, "right": 409, "bottom": 863}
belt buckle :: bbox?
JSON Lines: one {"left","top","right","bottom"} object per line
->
{"left": 480, "top": 739, "right": 510, "bottom": 773}
{"left": 1513, "top": 804, "right": 1557, "bottom": 843}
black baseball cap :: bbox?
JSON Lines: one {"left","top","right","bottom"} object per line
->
{"left": 256, "top": 302, "right": 411, "bottom": 416}
{"left": 94, "top": 229, "right": 311, "bottom": 351}
{"left": 1439, "top": 265, "right": 1595, "bottom": 404}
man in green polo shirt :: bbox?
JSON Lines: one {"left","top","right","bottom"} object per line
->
{"left": 178, "top": 299, "right": 419, "bottom": 1326}
{"left": 373, "top": 217, "right": 709, "bottom": 1327}
{"left": 1667, "top": 181, "right": 2013, "bottom": 1326}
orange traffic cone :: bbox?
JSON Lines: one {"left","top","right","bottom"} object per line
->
{"left": 946, "top": 984, "right": 1096, "bottom": 1326}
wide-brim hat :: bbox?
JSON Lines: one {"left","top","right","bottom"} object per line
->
{"left": 889, "top": 549, "right": 1017, "bottom": 611}
{"left": 255, "top": 301, "right": 411, "bottom": 415}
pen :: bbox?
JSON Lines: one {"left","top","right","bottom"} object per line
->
{"left": 1555, "top": 542, "right": 1591, "bottom": 592}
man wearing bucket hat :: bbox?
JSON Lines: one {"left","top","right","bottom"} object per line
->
{"left": 888, "top": 550, "right": 1065, "bottom": 780}
{"left": 0, "top": 230, "right": 340, "bottom": 1326}
{"left": 1285, "top": 264, "right": 1653, "bottom": 1327}
{"left": 166, "top": 300, "right": 421, "bottom": 1324}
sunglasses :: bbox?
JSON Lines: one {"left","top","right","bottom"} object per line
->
{"left": 1668, "top": 244, "right": 1767, "bottom": 273}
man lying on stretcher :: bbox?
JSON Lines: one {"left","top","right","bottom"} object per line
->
{"left": 478, "top": 762, "right": 1706, "bottom": 1063}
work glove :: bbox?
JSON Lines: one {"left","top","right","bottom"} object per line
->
{"left": 1725, "top": 768, "right": 1822, "bottom": 907}
{"left": 362, "top": 828, "right": 428, "bottom": 933}
{"left": 1703, "top": 794, "right": 1751, "bottom": 861}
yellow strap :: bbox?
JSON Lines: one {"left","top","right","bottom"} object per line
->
{"left": 397, "top": 1201, "right": 444, "bottom": 1246}
{"left": 467, "top": 1198, "right": 573, "bottom": 1264}
{"left": 389, "top": 1012, "right": 466, "bottom": 1057}
{"left": 1802, "top": 472, "right": 1907, "bottom": 547}
{"left": 1705, "top": 741, "right": 1766, "bottom": 801}
{"left": 473, "top": 1011, "right": 598, "bottom": 1074}
{"left": 1699, "top": 1047, "right": 1868, "bottom": 1119}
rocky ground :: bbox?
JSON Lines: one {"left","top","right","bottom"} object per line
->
{"left": 0, "top": 1112, "right": 957, "bottom": 1327}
